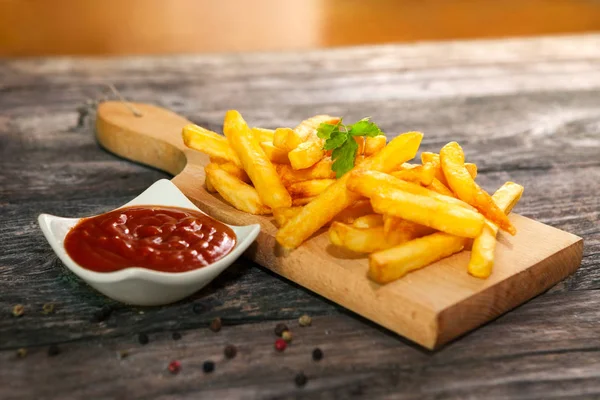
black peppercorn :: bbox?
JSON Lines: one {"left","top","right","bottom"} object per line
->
{"left": 172, "top": 332, "right": 181, "bottom": 340}
{"left": 209, "top": 317, "right": 222, "bottom": 332}
{"left": 47, "top": 344, "right": 60, "bottom": 357}
{"left": 274, "top": 323, "right": 288, "bottom": 337}
{"left": 312, "top": 348, "right": 323, "bottom": 361}
{"left": 224, "top": 344, "right": 237, "bottom": 359}
{"left": 202, "top": 360, "right": 215, "bottom": 373}
{"left": 138, "top": 333, "right": 149, "bottom": 345}
{"left": 295, "top": 372, "right": 308, "bottom": 387}
{"left": 91, "top": 305, "right": 113, "bottom": 323}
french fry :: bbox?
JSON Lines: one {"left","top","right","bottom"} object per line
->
{"left": 277, "top": 157, "right": 335, "bottom": 186}
{"left": 427, "top": 177, "right": 455, "bottom": 197}
{"left": 274, "top": 115, "right": 338, "bottom": 152}
{"left": 329, "top": 222, "right": 413, "bottom": 253}
{"left": 182, "top": 124, "right": 242, "bottom": 167}
{"left": 251, "top": 127, "right": 275, "bottom": 143}
{"left": 214, "top": 161, "right": 250, "bottom": 183}
{"left": 205, "top": 174, "right": 217, "bottom": 193}
{"left": 390, "top": 163, "right": 435, "bottom": 186}
{"left": 352, "top": 214, "right": 384, "bottom": 229}
{"left": 288, "top": 116, "right": 340, "bottom": 170}
{"left": 468, "top": 182, "right": 524, "bottom": 278}
{"left": 371, "top": 191, "right": 485, "bottom": 238}
{"left": 354, "top": 136, "right": 366, "bottom": 155}
{"left": 224, "top": 110, "right": 292, "bottom": 209}
{"left": 440, "top": 142, "right": 515, "bottom": 235}
{"left": 292, "top": 196, "right": 316, "bottom": 206}
{"left": 276, "top": 132, "right": 423, "bottom": 249}
{"left": 421, "top": 152, "right": 477, "bottom": 184}
{"left": 260, "top": 141, "right": 291, "bottom": 164}
{"left": 369, "top": 232, "right": 468, "bottom": 283}
{"left": 382, "top": 215, "right": 435, "bottom": 237}
{"left": 347, "top": 170, "right": 476, "bottom": 211}
{"left": 273, "top": 206, "right": 302, "bottom": 227}
{"left": 333, "top": 200, "right": 374, "bottom": 224}
{"left": 364, "top": 135, "right": 387, "bottom": 156}
{"left": 288, "top": 179, "right": 335, "bottom": 198}
{"left": 205, "top": 163, "right": 270, "bottom": 215}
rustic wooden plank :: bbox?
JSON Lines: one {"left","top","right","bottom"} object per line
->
{"left": 0, "top": 34, "right": 599, "bottom": 398}
{"left": 2, "top": 290, "right": 599, "bottom": 399}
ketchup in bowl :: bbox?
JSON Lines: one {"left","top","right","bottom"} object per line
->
{"left": 64, "top": 206, "right": 236, "bottom": 273}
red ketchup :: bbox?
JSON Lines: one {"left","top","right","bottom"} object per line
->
{"left": 64, "top": 206, "right": 236, "bottom": 273}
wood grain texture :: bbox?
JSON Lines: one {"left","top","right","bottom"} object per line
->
{"left": 95, "top": 100, "right": 582, "bottom": 349}
{"left": 1, "top": 34, "right": 599, "bottom": 399}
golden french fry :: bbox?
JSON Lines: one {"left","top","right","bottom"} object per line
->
{"left": 276, "top": 132, "right": 423, "bottom": 249}
{"left": 421, "top": 152, "right": 477, "bottom": 184}
{"left": 292, "top": 196, "right": 316, "bottom": 206}
{"left": 371, "top": 190, "right": 485, "bottom": 238}
{"left": 352, "top": 214, "right": 384, "bottom": 229}
{"left": 382, "top": 215, "right": 435, "bottom": 237}
{"left": 333, "top": 200, "right": 374, "bottom": 224}
{"left": 273, "top": 128, "right": 302, "bottom": 151}
{"left": 277, "top": 157, "right": 335, "bottom": 186}
{"left": 364, "top": 135, "right": 387, "bottom": 156}
{"left": 205, "top": 163, "right": 270, "bottom": 215}
{"left": 390, "top": 163, "right": 435, "bottom": 186}
{"left": 440, "top": 142, "right": 515, "bottom": 235}
{"left": 354, "top": 136, "right": 366, "bottom": 155}
{"left": 468, "top": 182, "right": 524, "bottom": 278}
{"left": 347, "top": 170, "right": 476, "bottom": 211}
{"left": 287, "top": 116, "right": 340, "bottom": 170}
{"left": 182, "top": 124, "right": 242, "bottom": 167}
{"left": 224, "top": 110, "right": 292, "bottom": 209}
{"left": 260, "top": 141, "right": 290, "bottom": 164}
{"left": 329, "top": 222, "right": 413, "bottom": 253}
{"left": 288, "top": 179, "right": 335, "bottom": 198}
{"left": 251, "top": 127, "right": 275, "bottom": 143}
{"left": 273, "top": 206, "right": 303, "bottom": 227}
{"left": 369, "top": 232, "right": 468, "bottom": 283}
{"left": 214, "top": 161, "right": 250, "bottom": 183}
{"left": 427, "top": 177, "right": 455, "bottom": 197}
{"left": 205, "top": 174, "right": 217, "bottom": 193}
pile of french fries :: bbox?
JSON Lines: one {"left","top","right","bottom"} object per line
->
{"left": 182, "top": 111, "right": 523, "bottom": 284}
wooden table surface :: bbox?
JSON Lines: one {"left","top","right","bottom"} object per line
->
{"left": 1, "top": 34, "right": 599, "bottom": 400}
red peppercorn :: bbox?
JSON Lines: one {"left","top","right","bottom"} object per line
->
{"left": 168, "top": 360, "right": 181, "bottom": 374}
{"left": 275, "top": 338, "right": 287, "bottom": 352}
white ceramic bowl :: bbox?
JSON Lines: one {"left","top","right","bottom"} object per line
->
{"left": 38, "top": 179, "right": 260, "bottom": 306}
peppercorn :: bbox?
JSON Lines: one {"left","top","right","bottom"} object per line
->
{"left": 12, "top": 304, "right": 24, "bottom": 317}
{"left": 209, "top": 317, "right": 222, "bottom": 332}
{"left": 224, "top": 344, "right": 237, "bottom": 359}
{"left": 138, "top": 333, "right": 149, "bottom": 345}
{"left": 295, "top": 372, "right": 308, "bottom": 387}
{"left": 117, "top": 350, "right": 129, "bottom": 360}
{"left": 172, "top": 332, "right": 182, "bottom": 340}
{"left": 312, "top": 348, "right": 323, "bottom": 361}
{"left": 192, "top": 303, "right": 206, "bottom": 314}
{"left": 274, "top": 323, "right": 288, "bottom": 337}
{"left": 275, "top": 338, "right": 287, "bottom": 352}
{"left": 202, "top": 360, "right": 215, "bottom": 373}
{"left": 91, "top": 305, "right": 113, "bottom": 323}
{"left": 282, "top": 330, "right": 293, "bottom": 343}
{"left": 42, "top": 303, "right": 55, "bottom": 315}
{"left": 298, "top": 314, "right": 312, "bottom": 327}
{"left": 168, "top": 360, "right": 181, "bottom": 374}
{"left": 47, "top": 344, "right": 60, "bottom": 357}
{"left": 16, "top": 348, "right": 27, "bottom": 358}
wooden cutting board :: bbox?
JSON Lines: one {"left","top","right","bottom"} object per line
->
{"left": 95, "top": 101, "right": 583, "bottom": 349}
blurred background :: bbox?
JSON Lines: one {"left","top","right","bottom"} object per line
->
{"left": 1, "top": 0, "right": 599, "bottom": 56}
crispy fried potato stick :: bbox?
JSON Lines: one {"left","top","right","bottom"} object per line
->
{"left": 205, "top": 163, "right": 270, "bottom": 215}
{"left": 273, "top": 206, "right": 303, "bottom": 227}
{"left": 288, "top": 116, "right": 340, "bottom": 169}
{"left": 421, "top": 152, "right": 477, "bottom": 185}
{"left": 390, "top": 163, "right": 435, "bottom": 186}
{"left": 352, "top": 214, "right": 384, "bottom": 229}
{"left": 224, "top": 110, "right": 292, "bottom": 209}
{"left": 369, "top": 232, "right": 468, "bottom": 283}
{"left": 182, "top": 124, "right": 242, "bottom": 167}
{"left": 329, "top": 223, "right": 413, "bottom": 253}
{"left": 364, "top": 136, "right": 387, "bottom": 156}
{"left": 260, "top": 141, "right": 291, "bottom": 164}
{"left": 205, "top": 174, "right": 217, "bottom": 193}
{"left": 274, "top": 115, "right": 338, "bottom": 152}
{"left": 382, "top": 214, "right": 435, "bottom": 237}
{"left": 291, "top": 196, "right": 317, "bottom": 206}
{"left": 277, "top": 158, "right": 335, "bottom": 186}
{"left": 440, "top": 142, "right": 515, "bottom": 235}
{"left": 251, "top": 127, "right": 275, "bottom": 143}
{"left": 274, "top": 199, "right": 373, "bottom": 228}
{"left": 276, "top": 132, "right": 423, "bottom": 249}
{"left": 468, "top": 182, "right": 524, "bottom": 278}
{"left": 213, "top": 161, "right": 250, "bottom": 183}
{"left": 288, "top": 179, "right": 335, "bottom": 198}
{"left": 427, "top": 178, "right": 455, "bottom": 197}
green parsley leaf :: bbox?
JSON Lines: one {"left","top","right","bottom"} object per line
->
{"left": 331, "top": 136, "right": 358, "bottom": 178}
{"left": 317, "top": 117, "right": 385, "bottom": 178}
